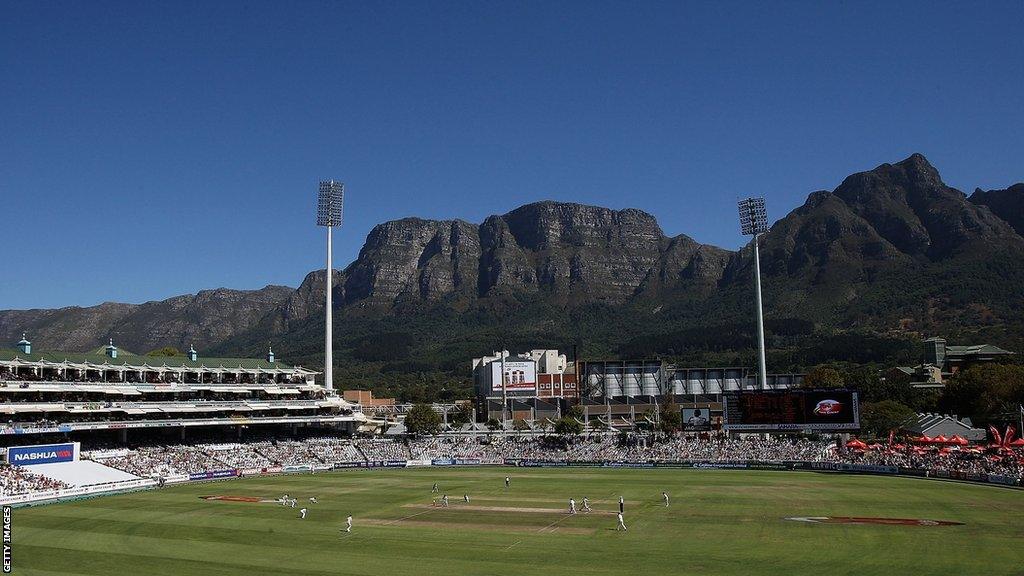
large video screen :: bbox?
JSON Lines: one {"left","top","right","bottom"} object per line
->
{"left": 682, "top": 408, "right": 713, "bottom": 431}
{"left": 723, "top": 390, "right": 859, "bottom": 431}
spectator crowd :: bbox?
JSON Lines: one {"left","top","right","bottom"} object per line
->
{"left": 6, "top": 433, "right": 1021, "bottom": 497}
{"left": 0, "top": 464, "right": 70, "bottom": 495}
{"left": 87, "top": 434, "right": 1023, "bottom": 481}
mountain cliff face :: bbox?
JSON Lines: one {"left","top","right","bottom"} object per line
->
{"left": 344, "top": 218, "right": 481, "bottom": 304}
{"left": 2, "top": 154, "right": 1023, "bottom": 389}
{"left": 306, "top": 201, "right": 726, "bottom": 312}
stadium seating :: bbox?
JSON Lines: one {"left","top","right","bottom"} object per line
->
{"left": 80, "top": 435, "right": 1024, "bottom": 482}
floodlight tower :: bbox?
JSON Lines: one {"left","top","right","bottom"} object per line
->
{"left": 738, "top": 197, "right": 769, "bottom": 389}
{"left": 317, "top": 180, "right": 344, "bottom": 391}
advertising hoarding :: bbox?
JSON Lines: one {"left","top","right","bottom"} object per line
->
{"left": 490, "top": 360, "right": 537, "bottom": 392}
{"left": 6, "top": 443, "right": 78, "bottom": 465}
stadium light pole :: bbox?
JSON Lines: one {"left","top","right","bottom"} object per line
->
{"left": 738, "top": 197, "right": 769, "bottom": 390}
{"left": 317, "top": 180, "right": 344, "bottom": 392}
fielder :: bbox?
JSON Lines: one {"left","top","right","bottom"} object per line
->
{"left": 345, "top": 515, "right": 353, "bottom": 533}
{"left": 310, "top": 497, "right": 318, "bottom": 504}
{"left": 464, "top": 494, "right": 470, "bottom": 503}
{"left": 662, "top": 491, "right": 670, "bottom": 507}
{"left": 616, "top": 512, "right": 627, "bottom": 531}
{"left": 432, "top": 482, "right": 439, "bottom": 493}
{"left": 505, "top": 476, "right": 511, "bottom": 489}
{"left": 582, "top": 497, "right": 591, "bottom": 513}
{"left": 442, "top": 495, "right": 450, "bottom": 507}
{"left": 618, "top": 496, "right": 624, "bottom": 514}
{"left": 569, "top": 498, "right": 577, "bottom": 514}
{"left": 299, "top": 508, "right": 307, "bottom": 519}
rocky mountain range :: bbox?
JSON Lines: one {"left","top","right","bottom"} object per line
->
{"left": 2, "top": 154, "right": 1022, "bottom": 395}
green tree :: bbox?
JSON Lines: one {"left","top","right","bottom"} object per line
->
{"left": 658, "top": 399, "right": 682, "bottom": 434}
{"left": 941, "top": 364, "right": 1024, "bottom": 424}
{"left": 636, "top": 409, "right": 656, "bottom": 432}
{"left": 554, "top": 416, "right": 583, "bottom": 436}
{"left": 404, "top": 403, "right": 442, "bottom": 436}
{"left": 860, "top": 400, "right": 916, "bottom": 438}
{"left": 566, "top": 405, "right": 584, "bottom": 420}
{"left": 800, "top": 365, "right": 844, "bottom": 389}
{"left": 449, "top": 403, "right": 473, "bottom": 427}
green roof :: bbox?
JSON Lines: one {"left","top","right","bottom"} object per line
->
{"left": 945, "top": 344, "right": 1014, "bottom": 357}
{"left": 0, "top": 349, "right": 296, "bottom": 370}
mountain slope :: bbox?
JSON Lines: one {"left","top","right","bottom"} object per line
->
{"left": 0, "top": 286, "right": 294, "bottom": 353}
{"left": 3, "top": 154, "right": 1023, "bottom": 400}
{"left": 970, "top": 183, "right": 1024, "bottom": 236}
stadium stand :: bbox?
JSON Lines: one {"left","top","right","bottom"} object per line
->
{"left": 0, "top": 464, "right": 70, "bottom": 495}
{"left": 0, "top": 338, "right": 379, "bottom": 439}
{"left": 72, "top": 434, "right": 1024, "bottom": 484}
{"left": 91, "top": 445, "right": 228, "bottom": 477}
{"left": 358, "top": 439, "right": 411, "bottom": 461}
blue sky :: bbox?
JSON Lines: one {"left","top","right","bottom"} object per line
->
{"left": 2, "top": 1, "right": 1022, "bottom": 310}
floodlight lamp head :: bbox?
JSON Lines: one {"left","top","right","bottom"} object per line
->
{"left": 317, "top": 180, "right": 345, "bottom": 227}
{"left": 738, "top": 197, "right": 768, "bottom": 236}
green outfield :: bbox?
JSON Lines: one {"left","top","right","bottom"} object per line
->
{"left": 9, "top": 468, "right": 1024, "bottom": 575}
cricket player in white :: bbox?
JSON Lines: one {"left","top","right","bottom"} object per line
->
{"left": 310, "top": 497, "right": 318, "bottom": 504}
{"left": 345, "top": 515, "right": 353, "bottom": 533}
{"left": 662, "top": 492, "right": 669, "bottom": 507}
{"left": 582, "top": 497, "right": 591, "bottom": 513}
{"left": 569, "top": 498, "right": 577, "bottom": 514}
{"left": 290, "top": 499, "right": 296, "bottom": 508}
{"left": 299, "top": 508, "right": 307, "bottom": 519}
{"left": 505, "top": 476, "right": 510, "bottom": 489}
{"left": 616, "top": 512, "right": 627, "bottom": 531}
{"left": 442, "top": 495, "right": 449, "bottom": 507}
{"left": 464, "top": 494, "right": 470, "bottom": 503}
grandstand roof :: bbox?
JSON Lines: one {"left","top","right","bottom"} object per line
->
{"left": 900, "top": 413, "right": 985, "bottom": 441}
{"left": 0, "top": 349, "right": 316, "bottom": 373}
{"left": 945, "top": 344, "right": 1014, "bottom": 358}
